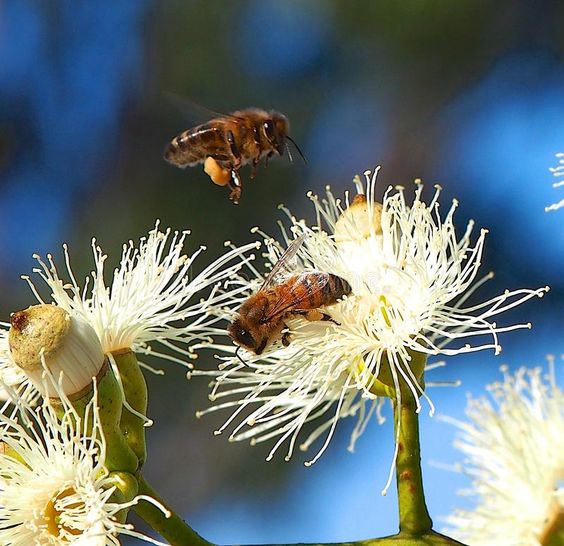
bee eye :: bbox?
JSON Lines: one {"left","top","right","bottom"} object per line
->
{"left": 263, "top": 120, "right": 275, "bottom": 141}
{"left": 238, "top": 329, "right": 255, "bottom": 348}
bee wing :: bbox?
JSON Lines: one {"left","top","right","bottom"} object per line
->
{"left": 163, "top": 92, "right": 246, "bottom": 125}
{"left": 261, "top": 234, "right": 307, "bottom": 290}
{"left": 262, "top": 273, "right": 329, "bottom": 323}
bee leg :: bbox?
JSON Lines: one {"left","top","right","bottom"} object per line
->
{"left": 228, "top": 168, "right": 242, "bottom": 204}
{"left": 250, "top": 158, "right": 259, "bottom": 179}
{"left": 282, "top": 327, "right": 292, "bottom": 347}
{"left": 264, "top": 151, "right": 275, "bottom": 167}
{"left": 318, "top": 312, "right": 340, "bottom": 325}
{"left": 227, "top": 130, "right": 241, "bottom": 170}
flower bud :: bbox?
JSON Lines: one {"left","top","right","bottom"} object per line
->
{"left": 8, "top": 304, "right": 105, "bottom": 398}
{"left": 335, "top": 193, "right": 383, "bottom": 243}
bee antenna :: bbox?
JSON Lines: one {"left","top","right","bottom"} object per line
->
{"left": 235, "top": 345, "right": 249, "bottom": 367}
{"left": 285, "top": 141, "right": 294, "bottom": 164}
{"left": 286, "top": 136, "right": 307, "bottom": 165}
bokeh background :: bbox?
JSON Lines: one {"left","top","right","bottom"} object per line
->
{"left": 1, "top": 1, "right": 563, "bottom": 543}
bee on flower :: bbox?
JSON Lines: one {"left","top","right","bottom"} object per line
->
{"left": 193, "top": 168, "right": 548, "bottom": 479}
{"left": 444, "top": 362, "right": 564, "bottom": 546}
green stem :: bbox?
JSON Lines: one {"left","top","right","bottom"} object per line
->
{"left": 112, "top": 349, "right": 148, "bottom": 466}
{"left": 64, "top": 361, "right": 139, "bottom": 474}
{"left": 107, "top": 471, "right": 139, "bottom": 524}
{"left": 129, "top": 405, "right": 465, "bottom": 546}
{"left": 393, "top": 397, "right": 432, "bottom": 536}
{"left": 249, "top": 534, "right": 466, "bottom": 546}
{"left": 134, "top": 475, "right": 214, "bottom": 546}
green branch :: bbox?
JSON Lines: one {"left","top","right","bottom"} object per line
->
{"left": 112, "top": 349, "right": 148, "bottom": 466}
{"left": 134, "top": 475, "right": 214, "bottom": 546}
{"left": 251, "top": 534, "right": 466, "bottom": 546}
{"left": 127, "top": 348, "right": 466, "bottom": 546}
{"left": 393, "top": 397, "right": 432, "bottom": 536}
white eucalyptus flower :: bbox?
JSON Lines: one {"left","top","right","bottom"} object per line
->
{"left": 444, "top": 363, "right": 564, "bottom": 546}
{"left": 193, "top": 169, "right": 548, "bottom": 476}
{"left": 19, "top": 221, "right": 258, "bottom": 374}
{"left": 545, "top": 152, "right": 564, "bottom": 212}
{"left": 0, "top": 384, "right": 168, "bottom": 545}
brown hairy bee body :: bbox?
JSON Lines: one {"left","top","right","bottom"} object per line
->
{"left": 229, "top": 272, "right": 351, "bottom": 356}
{"left": 228, "top": 236, "right": 351, "bottom": 356}
{"left": 164, "top": 108, "right": 292, "bottom": 204}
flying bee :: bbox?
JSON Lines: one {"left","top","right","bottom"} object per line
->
{"left": 228, "top": 235, "right": 352, "bottom": 357}
{"left": 163, "top": 108, "right": 305, "bottom": 204}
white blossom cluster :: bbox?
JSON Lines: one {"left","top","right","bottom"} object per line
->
{"left": 0, "top": 222, "right": 256, "bottom": 544}
{"left": 0, "top": 384, "right": 168, "bottom": 545}
{"left": 0, "top": 163, "right": 556, "bottom": 544}
{"left": 445, "top": 363, "right": 564, "bottom": 546}
{"left": 193, "top": 169, "right": 548, "bottom": 479}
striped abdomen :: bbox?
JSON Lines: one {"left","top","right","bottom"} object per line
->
{"left": 163, "top": 123, "right": 232, "bottom": 167}
{"left": 275, "top": 272, "right": 351, "bottom": 312}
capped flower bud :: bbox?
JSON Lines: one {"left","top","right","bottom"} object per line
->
{"left": 8, "top": 304, "right": 105, "bottom": 398}
{"left": 335, "top": 192, "right": 383, "bottom": 243}
{"left": 9, "top": 305, "right": 69, "bottom": 372}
